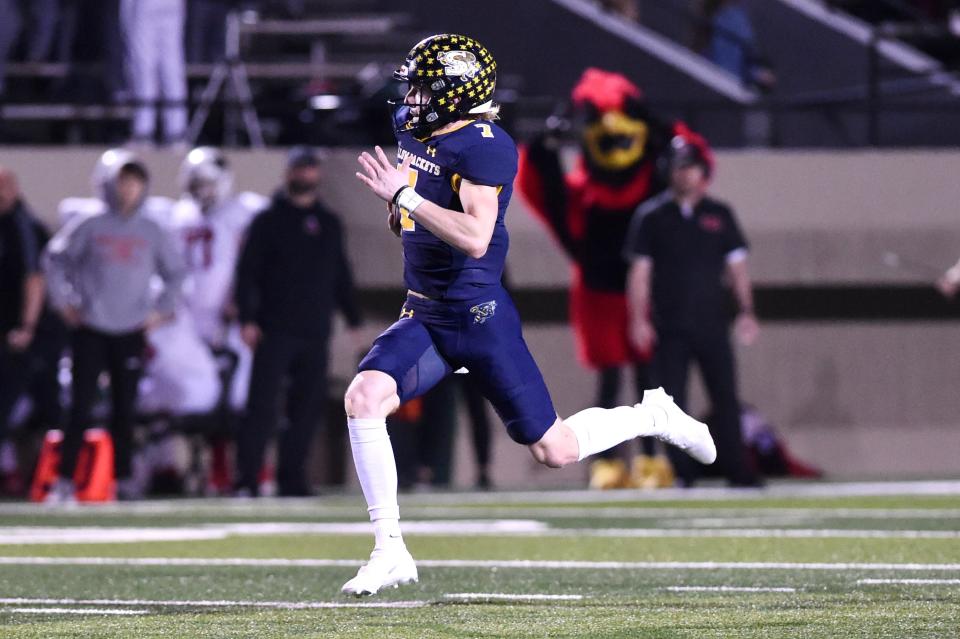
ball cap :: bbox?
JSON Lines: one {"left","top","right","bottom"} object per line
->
{"left": 668, "top": 127, "right": 714, "bottom": 177}
{"left": 287, "top": 145, "right": 323, "bottom": 169}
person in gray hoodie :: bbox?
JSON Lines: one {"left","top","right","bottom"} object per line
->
{"left": 44, "top": 149, "right": 186, "bottom": 503}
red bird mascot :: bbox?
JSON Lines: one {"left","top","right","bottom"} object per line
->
{"left": 517, "top": 68, "right": 710, "bottom": 489}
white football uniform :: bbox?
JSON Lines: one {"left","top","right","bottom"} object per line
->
{"left": 165, "top": 192, "right": 265, "bottom": 345}
{"left": 138, "top": 310, "right": 220, "bottom": 415}
{"left": 163, "top": 192, "right": 266, "bottom": 410}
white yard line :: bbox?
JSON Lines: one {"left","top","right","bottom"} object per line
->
{"left": 0, "top": 527, "right": 229, "bottom": 544}
{"left": 664, "top": 586, "right": 797, "bottom": 592}
{"left": 550, "top": 528, "right": 960, "bottom": 539}
{"left": 5, "top": 607, "right": 149, "bottom": 615}
{"left": 444, "top": 593, "right": 583, "bottom": 601}
{"left": 3, "top": 557, "right": 960, "bottom": 572}
{"left": 0, "top": 522, "right": 956, "bottom": 544}
{"left": 1, "top": 480, "right": 958, "bottom": 516}
{"left": 858, "top": 579, "right": 960, "bottom": 586}
{"left": 396, "top": 480, "right": 960, "bottom": 503}
{"left": 7, "top": 504, "right": 960, "bottom": 521}
{"left": 405, "top": 507, "right": 960, "bottom": 520}
{"left": 0, "top": 520, "right": 545, "bottom": 544}
{"left": 0, "top": 597, "right": 426, "bottom": 610}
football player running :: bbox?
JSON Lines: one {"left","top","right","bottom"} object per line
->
{"left": 343, "top": 34, "right": 717, "bottom": 597}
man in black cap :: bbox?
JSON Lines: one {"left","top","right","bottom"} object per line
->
{"left": 624, "top": 134, "right": 762, "bottom": 487}
{"left": 234, "top": 146, "right": 363, "bottom": 496}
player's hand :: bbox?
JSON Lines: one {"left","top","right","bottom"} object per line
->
{"left": 144, "top": 311, "right": 173, "bottom": 332}
{"left": 629, "top": 318, "right": 657, "bottom": 353}
{"left": 937, "top": 273, "right": 960, "bottom": 299}
{"left": 356, "top": 146, "right": 412, "bottom": 203}
{"left": 221, "top": 300, "right": 239, "bottom": 322}
{"left": 735, "top": 311, "right": 760, "bottom": 346}
{"left": 387, "top": 202, "right": 402, "bottom": 238}
{"left": 241, "top": 322, "right": 262, "bottom": 349}
{"left": 60, "top": 305, "right": 82, "bottom": 329}
{"left": 6, "top": 326, "right": 35, "bottom": 352}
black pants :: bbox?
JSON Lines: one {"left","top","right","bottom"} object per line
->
{"left": 595, "top": 363, "right": 656, "bottom": 459}
{"left": 60, "top": 327, "right": 145, "bottom": 481}
{"left": 0, "top": 342, "right": 29, "bottom": 445}
{"left": 237, "top": 333, "right": 329, "bottom": 493}
{"left": 457, "top": 374, "right": 492, "bottom": 472}
{"left": 653, "top": 327, "right": 756, "bottom": 485}
{"left": 390, "top": 376, "right": 457, "bottom": 489}
{"left": 185, "top": 0, "right": 228, "bottom": 63}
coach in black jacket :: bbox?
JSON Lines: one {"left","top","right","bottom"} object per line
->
{"left": 235, "top": 147, "right": 362, "bottom": 496}
{"left": 0, "top": 167, "right": 46, "bottom": 449}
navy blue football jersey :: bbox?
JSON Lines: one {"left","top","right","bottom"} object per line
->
{"left": 395, "top": 119, "right": 518, "bottom": 300}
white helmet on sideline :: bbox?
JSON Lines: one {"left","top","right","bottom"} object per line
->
{"left": 179, "top": 146, "right": 233, "bottom": 211}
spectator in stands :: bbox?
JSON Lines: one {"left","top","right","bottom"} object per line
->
{"left": 697, "top": 0, "right": 776, "bottom": 91}
{"left": 43, "top": 150, "right": 186, "bottom": 503}
{"left": 186, "top": 0, "right": 232, "bottom": 64}
{"left": 121, "top": 0, "right": 188, "bottom": 147}
{"left": 0, "top": 167, "right": 45, "bottom": 450}
{"left": 624, "top": 134, "right": 762, "bottom": 487}
{"left": 0, "top": 1, "right": 16, "bottom": 96}
{"left": 234, "top": 147, "right": 362, "bottom": 497}
{"left": 0, "top": 0, "right": 60, "bottom": 96}
{"left": 937, "top": 257, "right": 960, "bottom": 299}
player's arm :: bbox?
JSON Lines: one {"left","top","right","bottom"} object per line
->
{"left": 44, "top": 215, "right": 91, "bottom": 326}
{"left": 356, "top": 146, "right": 497, "bottom": 259}
{"left": 149, "top": 223, "right": 187, "bottom": 328}
{"left": 726, "top": 254, "right": 759, "bottom": 345}
{"left": 8, "top": 213, "right": 44, "bottom": 351}
{"left": 937, "top": 257, "right": 960, "bottom": 299}
{"left": 626, "top": 257, "right": 655, "bottom": 353}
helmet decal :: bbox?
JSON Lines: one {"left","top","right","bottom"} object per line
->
{"left": 438, "top": 50, "right": 480, "bottom": 79}
{"left": 391, "top": 34, "right": 498, "bottom": 137}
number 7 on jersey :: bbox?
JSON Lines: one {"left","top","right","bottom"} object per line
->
{"left": 397, "top": 166, "right": 418, "bottom": 232}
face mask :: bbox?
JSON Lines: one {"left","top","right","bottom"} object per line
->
{"left": 287, "top": 179, "right": 318, "bottom": 196}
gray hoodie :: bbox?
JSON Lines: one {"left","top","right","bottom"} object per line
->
{"left": 44, "top": 208, "right": 186, "bottom": 334}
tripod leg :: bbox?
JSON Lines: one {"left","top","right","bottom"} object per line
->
{"left": 186, "top": 63, "right": 229, "bottom": 145}
{"left": 228, "top": 62, "right": 264, "bottom": 147}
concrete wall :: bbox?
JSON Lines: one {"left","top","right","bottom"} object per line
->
{"left": 1, "top": 147, "right": 958, "bottom": 484}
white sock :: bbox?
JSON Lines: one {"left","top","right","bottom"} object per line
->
{"left": 565, "top": 405, "right": 658, "bottom": 462}
{"left": 347, "top": 417, "right": 404, "bottom": 550}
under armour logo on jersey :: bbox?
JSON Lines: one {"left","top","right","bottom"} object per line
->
{"left": 399, "top": 307, "right": 415, "bottom": 320}
{"left": 470, "top": 301, "right": 497, "bottom": 324}
{"left": 426, "top": 146, "right": 437, "bottom": 157}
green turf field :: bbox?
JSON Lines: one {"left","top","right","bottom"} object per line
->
{"left": 1, "top": 482, "right": 959, "bottom": 638}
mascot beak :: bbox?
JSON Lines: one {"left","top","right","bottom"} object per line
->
{"left": 584, "top": 111, "right": 649, "bottom": 172}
